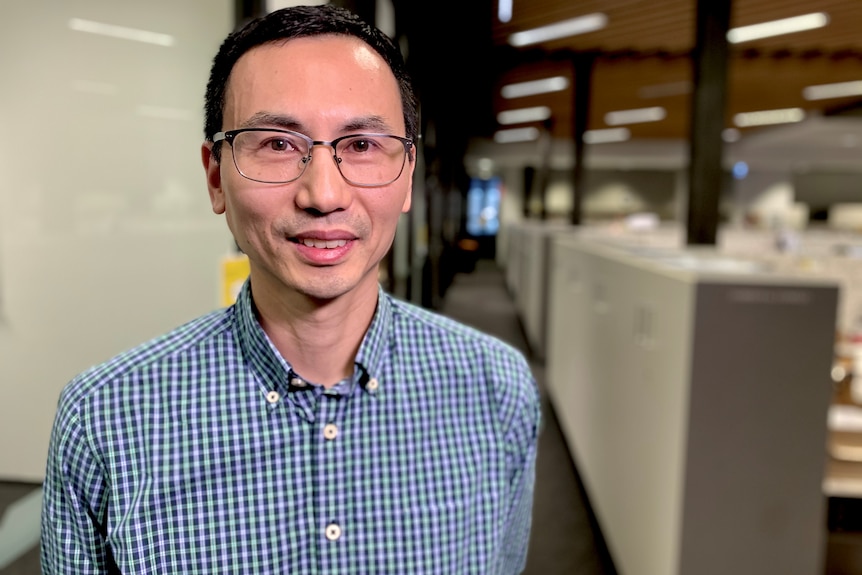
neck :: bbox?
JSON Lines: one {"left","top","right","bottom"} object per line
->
{"left": 250, "top": 274, "right": 379, "bottom": 388}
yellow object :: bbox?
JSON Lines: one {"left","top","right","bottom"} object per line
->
{"left": 221, "top": 254, "right": 250, "bottom": 307}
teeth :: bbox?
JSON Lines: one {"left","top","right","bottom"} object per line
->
{"left": 301, "top": 239, "right": 348, "bottom": 249}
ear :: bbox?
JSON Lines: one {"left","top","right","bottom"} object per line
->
{"left": 202, "top": 142, "right": 226, "bottom": 215}
{"left": 401, "top": 148, "right": 415, "bottom": 213}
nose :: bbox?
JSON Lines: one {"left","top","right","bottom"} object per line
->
{"left": 294, "top": 145, "right": 353, "bottom": 215}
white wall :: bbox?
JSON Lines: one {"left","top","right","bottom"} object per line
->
{"left": 0, "top": 0, "right": 234, "bottom": 481}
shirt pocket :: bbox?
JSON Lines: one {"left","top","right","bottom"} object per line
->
{"left": 367, "top": 491, "right": 502, "bottom": 575}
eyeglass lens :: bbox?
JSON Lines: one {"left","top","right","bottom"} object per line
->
{"left": 230, "top": 131, "right": 407, "bottom": 186}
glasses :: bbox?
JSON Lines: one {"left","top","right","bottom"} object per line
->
{"left": 212, "top": 128, "right": 413, "bottom": 187}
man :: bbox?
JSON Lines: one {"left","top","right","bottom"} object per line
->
{"left": 41, "top": 5, "right": 541, "bottom": 574}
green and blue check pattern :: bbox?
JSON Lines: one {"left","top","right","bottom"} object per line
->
{"left": 41, "top": 280, "right": 541, "bottom": 574}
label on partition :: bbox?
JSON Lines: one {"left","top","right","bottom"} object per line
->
{"left": 221, "top": 254, "right": 250, "bottom": 307}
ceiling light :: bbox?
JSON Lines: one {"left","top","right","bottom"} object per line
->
{"left": 727, "top": 12, "right": 829, "bottom": 44}
{"left": 605, "top": 107, "right": 666, "bottom": 126}
{"left": 498, "top": 0, "right": 513, "bottom": 23}
{"left": 267, "top": 0, "right": 329, "bottom": 9}
{"left": 733, "top": 107, "right": 805, "bottom": 127}
{"left": 497, "top": 106, "right": 552, "bottom": 125}
{"left": 583, "top": 128, "right": 630, "bottom": 144}
{"left": 508, "top": 13, "right": 608, "bottom": 47}
{"left": 803, "top": 80, "right": 862, "bottom": 101}
{"left": 501, "top": 76, "right": 569, "bottom": 99}
{"left": 68, "top": 18, "right": 175, "bottom": 46}
{"left": 722, "top": 128, "right": 741, "bottom": 143}
{"left": 477, "top": 158, "right": 495, "bottom": 171}
{"left": 494, "top": 127, "right": 540, "bottom": 143}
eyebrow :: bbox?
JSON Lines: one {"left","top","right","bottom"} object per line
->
{"left": 238, "top": 112, "right": 397, "bottom": 136}
{"left": 239, "top": 112, "right": 304, "bottom": 131}
{"left": 341, "top": 115, "right": 394, "bottom": 134}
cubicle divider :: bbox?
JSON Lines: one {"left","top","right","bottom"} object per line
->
{"left": 545, "top": 237, "right": 838, "bottom": 575}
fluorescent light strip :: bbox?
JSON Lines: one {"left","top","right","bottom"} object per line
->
{"left": 494, "top": 127, "right": 540, "bottom": 143}
{"left": 68, "top": 18, "right": 175, "bottom": 47}
{"left": 509, "top": 13, "right": 607, "bottom": 47}
{"left": 497, "top": 106, "right": 552, "bottom": 125}
{"left": 498, "top": 0, "right": 513, "bottom": 23}
{"left": 583, "top": 128, "right": 630, "bottom": 144}
{"left": 501, "top": 76, "right": 569, "bottom": 99}
{"left": 722, "top": 128, "right": 741, "bottom": 143}
{"left": 803, "top": 80, "right": 862, "bottom": 101}
{"left": 734, "top": 107, "right": 805, "bottom": 127}
{"left": 605, "top": 106, "right": 666, "bottom": 126}
{"left": 727, "top": 12, "right": 829, "bottom": 44}
{"left": 830, "top": 405, "right": 862, "bottom": 432}
{"left": 824, "top": 477, "right": 862, "bottom": 498}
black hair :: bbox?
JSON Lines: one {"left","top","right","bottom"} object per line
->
{"left": 203, "top": 5, "right": 417, "bottom": 162}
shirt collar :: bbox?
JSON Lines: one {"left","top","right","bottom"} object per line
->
{"left": 233, "top": 279, "right": 393, "bottom": 394}
{"left": 234, "top": 278, "right": 290, "bottom": 391}
{"left": 354, "top": 284, "right": 392, "bottom": 384}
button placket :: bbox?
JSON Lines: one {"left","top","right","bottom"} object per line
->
{"left": 316, "top": 394, "right": 346, "bottom": 555}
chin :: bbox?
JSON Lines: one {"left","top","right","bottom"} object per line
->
{"left": 292, "top": 275, "right": 358, "bottom": 302}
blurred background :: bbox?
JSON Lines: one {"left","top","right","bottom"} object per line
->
{"left": 1, "top": 0, "right": 861, "bottom": 573}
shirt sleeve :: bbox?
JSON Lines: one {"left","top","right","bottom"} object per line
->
{"left": 41, "top": 397, "right": 114, "bottom": 575}
{"left": 498, "top": 359, "right": 542, "bottom": 574}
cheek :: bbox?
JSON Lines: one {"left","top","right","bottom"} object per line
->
{"left": 372, "top": 197, "right": 408, "bottom": 243}
{"left": 223, "top": 192, "right": 272, "bottom": 242}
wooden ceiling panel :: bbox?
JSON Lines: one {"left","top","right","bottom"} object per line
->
{"left": 485, "top": 0, "right": 862, "bottom": 142}
{"left": 493, "top": 0, "right": 862, "bottom": 52}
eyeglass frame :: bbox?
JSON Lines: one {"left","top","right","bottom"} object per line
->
{"left": 211, "top": 128, "right": 414, "bottom": 188}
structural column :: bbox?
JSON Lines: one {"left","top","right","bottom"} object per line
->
{"left": 235, "top": 0, "right": 265, "bottom": 24}
{"left": 523, "top": 166, "right": 536, "bottom": 218}
{"left": 570, "top": 52, "right": 595, "bottom": 226}
{"left": 687, "top": 0, "right": 732, "bottom": 245}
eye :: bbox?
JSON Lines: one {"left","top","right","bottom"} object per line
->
{"left": 351, "top": 139, "right": 370, "bottom": 152}
{"left": 346, "top": 138, "right": 376, "bottom": 153}
{"left": 265, "top": 137, "right": 292, "bottom": 152}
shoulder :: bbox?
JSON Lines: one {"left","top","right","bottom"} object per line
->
{"left": 56, "top": 307, "right": 234, "bottom": 410}
{"left": 386, "top": 294, "right": 540, "bottom": 432}
{"left": 387, "top": 294, "right": 530, "bottom": 371}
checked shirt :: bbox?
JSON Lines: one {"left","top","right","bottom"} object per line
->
{"left": 41, "top": 280, "right": 541, "bottom": 574}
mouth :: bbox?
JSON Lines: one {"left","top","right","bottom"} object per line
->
{"left": 291, "top": 238, "right": 350, "bottom": 249}
{"left": 287, "top": 231, "right": 358, "bottom": 264}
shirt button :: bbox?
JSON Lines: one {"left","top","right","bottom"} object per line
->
{"left": 266, "top": 391, "right": 280, "bottom": 404}
{"left": 367, "top": 377, "right": 379, "bottom": 392}
{"left": 325, "top": 523, "right": 342, "bottom": 541}
{"left": 323, "top": 423, "right": 339, "bottom": 440}
{"left": 290, "top": 377, "right": 306, "bottom": 388}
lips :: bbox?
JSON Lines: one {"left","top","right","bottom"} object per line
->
{"left": 289, "top": 230, "right": 357, "bottom": 263}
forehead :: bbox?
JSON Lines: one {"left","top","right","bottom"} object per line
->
{"left": 224, "top": 35, "right": 403, "bottom": 129}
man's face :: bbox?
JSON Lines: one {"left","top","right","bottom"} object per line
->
{"left": 203, "top": 35, "right": 413, "bottom": 303}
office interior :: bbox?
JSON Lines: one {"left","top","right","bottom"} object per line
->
{"left": 2, "top": 0, "right": 862, "bottom": 573}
